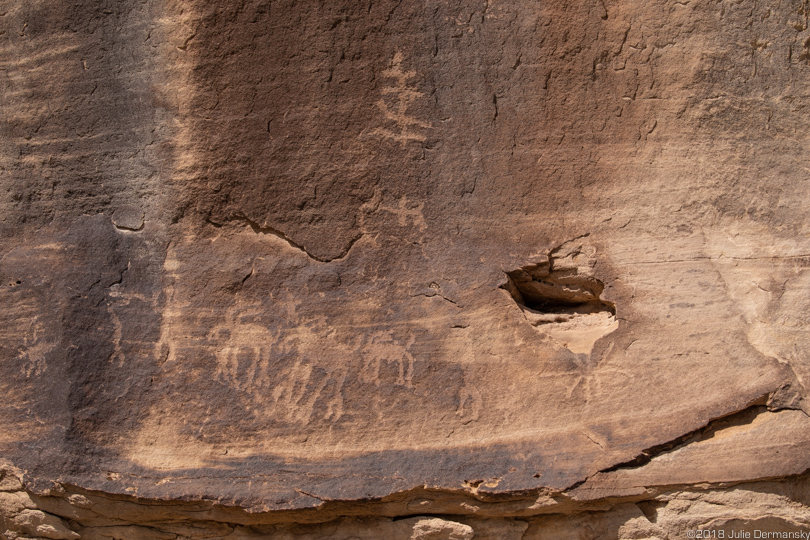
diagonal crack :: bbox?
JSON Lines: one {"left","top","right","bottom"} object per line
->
{"left": 410, "top": 292, "right": 461, "bottom": 308}
{"left": 564, "top": 389, "right": 806, "bottom": 492}
{"left": 294, "top": 488, "right": 327, "bottom": 502}
{"left": 215, "top": 214, "right": 362, "bottom": 263}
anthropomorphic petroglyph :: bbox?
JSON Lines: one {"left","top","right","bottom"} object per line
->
{"left": 17, "top": 318, "right": 53, "bottom": 378}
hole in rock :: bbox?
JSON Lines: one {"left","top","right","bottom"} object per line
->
{"left": 501, "top": 239, "right": 617, "bottom": 354}
{"left": 501, "top": 263, "right": 615, "bottom": 318}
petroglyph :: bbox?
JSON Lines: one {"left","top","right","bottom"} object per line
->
{"left": 371, "top": 52, "right": 432, "bottom": 145}
{"left": 381, "top": 196, "right": 428, "bottom": 232}
{"left": 107, "top": 303, "right": 125, "bottom": 366}
{"left": 104, "top": 285, "right": 163, "bottom": 368}
{"left": 147, "top": 238, "right": 484, "bottom": 442}
{"left": 271, "top": 360, "right": 350, "bottom": 424}
{"left": 456, "top": 374, "right": 482, "bottom": 424}
{"left": 360, "top": 188, "right": 429, "bottom": 235}
{"left": 359, "top": 331, "right": 416, "bottom": 388}
{"left": 204, "top": 302, "right": 425, "bottom": 424}
{"left": 210, "top": 304, "right": 279, "bottom": 392}
{"left": 207, "top": 303, "right": 350, "bottom": 424}
{"left": 17, "top": 318, "right": 53, "bottom": 377}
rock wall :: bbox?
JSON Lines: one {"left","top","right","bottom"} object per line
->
{"left": 1, "top": 0, "right": 810, "bottom": 537}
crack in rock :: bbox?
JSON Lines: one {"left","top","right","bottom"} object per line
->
{"left": 569, "top": 389, "right": 802, "bottom": 491}
{"left": 225, "top": 214, "right": 362, "bottom": 263}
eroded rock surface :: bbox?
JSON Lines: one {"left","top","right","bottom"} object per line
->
{"left": 2, "top": 461, "right": 810, "bottom": 539}
{"left": 2, "top": 0, "right": 810, "bottom": 537}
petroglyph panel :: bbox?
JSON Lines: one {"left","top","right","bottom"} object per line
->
{"left": 2, "top": 0, "right": 810, "bottom": 522}
{"left": 128, "top": 226, "right": 528, "bottom": 464}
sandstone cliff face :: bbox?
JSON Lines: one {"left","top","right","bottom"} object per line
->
{"left": 1, "top": 0, "right": 810, "bottom": 538}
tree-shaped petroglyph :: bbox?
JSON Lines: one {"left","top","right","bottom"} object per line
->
{"left": 371, "top": 52, "right": 432, "bottom": 145}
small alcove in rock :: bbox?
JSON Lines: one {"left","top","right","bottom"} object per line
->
{"left": 501, "top": 238, "right": 617, "bottom": 355}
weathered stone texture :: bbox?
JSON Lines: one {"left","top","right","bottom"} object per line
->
{"left": 2, "top": 462, "right": 810, "bottom": 539}
{"left": 2, "top": 0, "right": 810, "bottom": 537}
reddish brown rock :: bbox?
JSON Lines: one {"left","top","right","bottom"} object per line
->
{"left": 1, "top": 0, "right": 810, "bottom": 537}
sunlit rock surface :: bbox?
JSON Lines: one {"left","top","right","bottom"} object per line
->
{"left": 1, "top": 0, "right": 809, "bottom": 537}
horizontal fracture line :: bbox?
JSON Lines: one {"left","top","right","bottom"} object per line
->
{"left": 619, "top": 254, "right": 810, "bottom": 265}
